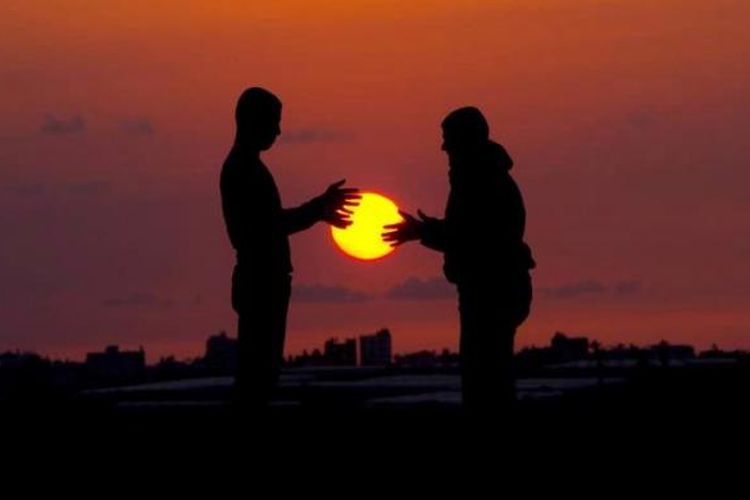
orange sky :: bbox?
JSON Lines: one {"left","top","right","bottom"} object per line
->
{"left": 1, "top": 0, "right": 749, "bottom": 361}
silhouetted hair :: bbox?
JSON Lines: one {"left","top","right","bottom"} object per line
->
{"left": 442, "top": 107, "right": 490, "bottom": 142}
{"left": 235, "top": 87, "right": 282, "bottom": 129}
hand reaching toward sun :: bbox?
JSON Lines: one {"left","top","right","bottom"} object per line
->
{"left": 313, "top": 179, "right": 361, "bottom": 229}
{"left": 381, "top": 209, "right": 434, "bottom": 247}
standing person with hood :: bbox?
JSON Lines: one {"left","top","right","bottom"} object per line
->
{"left": 383, "top": 106, "right": 535, "bottom": 415}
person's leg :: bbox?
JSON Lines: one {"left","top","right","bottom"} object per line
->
{"left": 494, "top": 318, "right": 517, "bottom": 411}
{"left": 459, "top": 284, "right": 495, "bottom": 413}
{"left": 236, "top": 296, "right": 275, "bottom": 411}
{"left": 493, "top": 272, "right": 532, "bottom": 411}
{"left": 267, "top": 275, "right": 292, "bottom": 401}
{"left": 459, "top": 278, "right": 530, "bottom": 416}
{"left": 233, "top": 269, "right": 291, "bottom": 412}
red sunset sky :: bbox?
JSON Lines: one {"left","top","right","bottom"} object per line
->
{"left": 1, "top": 0, "right": 749, "bottom": 362}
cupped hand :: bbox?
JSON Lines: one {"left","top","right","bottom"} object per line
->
{"left": 317, "top": 179, "right": 361, "bottom": 229}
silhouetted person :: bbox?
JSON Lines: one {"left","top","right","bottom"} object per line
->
{"left": 383, "top": 107, "right": 535, "bottom": 416}
{"left": 221, "top": 87, "right": 360, "bottom": 412}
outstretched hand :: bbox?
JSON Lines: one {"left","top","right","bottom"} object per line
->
{"left": 381, "top": 209, "right": 433, "bottom": 247}
{"left": 315, "top": 179, "right": 361, "bottom": 229}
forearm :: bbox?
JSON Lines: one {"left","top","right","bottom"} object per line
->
{"left": 282, "top": 199, "right": 321, "bottom": 235}
{"left": 419, "top": 219, "right": 447, "bottom": 252}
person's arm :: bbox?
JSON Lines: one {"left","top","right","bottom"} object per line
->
{"left": 282, "top": 200, "right": 321, "bottom": 235}
{"left": 382, "top": 209, "right": 446, "bottom": 252}
{"left": 418, "top": 212, "right": 447, "bottom": 252}
{"left": 282, "top": 179, "right": 361, "bottom": 235}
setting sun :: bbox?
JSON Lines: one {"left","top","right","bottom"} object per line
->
{"left": 331, "top": 192, "right": 403, "bottom": 261}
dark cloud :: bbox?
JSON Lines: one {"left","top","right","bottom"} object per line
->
{"left": 41, "top": 115, "right": 85, "bottom": 135}
{"left": 386, "top": 276, "right": 455, "bottom": 301}
{"left": 614, "top": 281, "right": 642, "bottom": 296}
{"left": 279, "top": 128, "right": 353, "bottom": 144}
{"left": 539, "top": 280, "right": 607, "bottom": 299}
{"left": 2, "top": 182, "right": 48, "bottom": 196}
{"left": 539, "top": 280, "right": 643, "bottom": 299}
{"left": 292, "top": 283, "right": 371, "bottom": 303}
{"left": 100, "top": 292, "right": 204, "bottom": 309}
{"left": 119, "top": 118, "right": 154, "bottom": 136}
{"left": 66, "top": 180, "right": 110, "bottom": 196}
{"left": 2, "top": 180, "right": 109, "bottom": 197}
{"left": 101, "top": 293, "right": 174, "bottom": 309}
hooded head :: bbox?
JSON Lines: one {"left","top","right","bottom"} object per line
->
{"left": 441, "top": 106, "right": 489, "bottom": 156}
{"left": 442, "top": 107, "right": 513, "bottom": 174}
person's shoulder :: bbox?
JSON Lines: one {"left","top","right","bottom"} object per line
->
{"left": 220, "top": 149, "right": 247, "bottom": 195}
{"left": 221, "top": 147, "right": 244, "bottom": 171}
{"left": 221, "top": 149, "right": 260, "bottom": 179}
{"left": 220, "top": 153, "right": 234, "bottom": 187}
{"left": 486, "top": 140, "right": 513, "bottom": 170}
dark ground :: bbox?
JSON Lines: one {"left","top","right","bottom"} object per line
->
{"left": 5, "top": 364, "right": 749, "bottom": 451}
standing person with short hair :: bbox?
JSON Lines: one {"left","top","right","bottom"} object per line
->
{"left": 221, "top": 87, "right": 360, "bottom": 412}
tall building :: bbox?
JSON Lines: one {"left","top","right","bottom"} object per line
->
{"left": 85, "top": 345, "right": 145, "bottom": 381}
{"left": 550, "top": 332, "right": 590, "bottom": 362}
{"left": 650, "top": 341, "right": 695, "bottom": 366}
{"left": 359, "top": 328, "right": 392, "bottom": 366}
{"left": 324, "top": 338, "right": 357, "bottom": 366}
{"left": 204, "top": 331, "right": 238, "bottom": 373}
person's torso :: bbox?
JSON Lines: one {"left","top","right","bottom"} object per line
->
{"left": 220, "top": 148, "right": 292, "bottom": 275}
{"left": 442, "top": 147, "right": 534, "bottom": 284}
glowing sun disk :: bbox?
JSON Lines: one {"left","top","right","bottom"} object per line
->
{"left": 331, "top": 192, "right": 403, "bottom": 261}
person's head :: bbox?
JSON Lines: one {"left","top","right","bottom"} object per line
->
{"left": 441, "top": 106, "right": 489, "bottom": 156}
{"left": 235, "top": 87, "right": 282, "bottom": 151}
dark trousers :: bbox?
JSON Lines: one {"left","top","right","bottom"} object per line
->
{"left": 457, "top": 272, "right": 532, "bottom": 415}
{"left": 231, "top": 265, "right": 292, "bottom": 410}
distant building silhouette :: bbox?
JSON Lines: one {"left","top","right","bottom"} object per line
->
{"left": 204, "top": 331, "right": 238, "bottom": 374}
{"left": 699, "top": 344, "right": 748, "bottom": 361}
{"left": 0, "top": 351, "right": 43, "bottom": 369}
{"left": 394, "top": 350, "right": 440, "bottom": 369}
{"left": 359, "top": 329, "right": 392, "bottom": 366}
{"left": 516, "top": 332, "right": 592, "bottom": 368}
{"left": 393, "top": 348, "right": 460, "bottom": 369}
{"left": 324, "top": 338, "right": 357, "bottom": 366}
{"left": 85, "top": 345, "right": 145, "bottom": 381}
{"left": 438, "top": 348, "right": 461, "bottom": 368}
{"left": 550, "top": 332, "right": 590, "bottom": 362}
{"left": 651, "top": 341, "right": 695, "bottom": 367}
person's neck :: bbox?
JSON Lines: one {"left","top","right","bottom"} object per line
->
{"left": 234, "top": 136, "right": 261, "bottom": 160}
